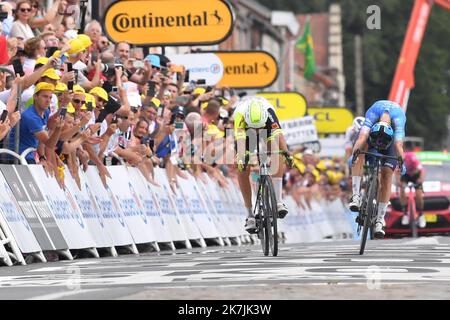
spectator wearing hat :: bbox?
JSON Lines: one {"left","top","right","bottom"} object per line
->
{"left": 10, "top": 82, "right": 63, "bottom": 163}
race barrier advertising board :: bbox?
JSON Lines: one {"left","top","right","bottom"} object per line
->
{"left": 0, "top": 163, "right": 353, "bottom": 267}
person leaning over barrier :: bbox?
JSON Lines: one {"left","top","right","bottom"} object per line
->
{"left": 9, "top": 82, "right": 63, "bottom": 165}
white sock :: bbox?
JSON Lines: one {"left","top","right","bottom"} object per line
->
{"left": 352, "top": 176, "right": 362, "bottom": 196}
{"left": 273, "top": 177, "right": 282, "bottom": 203}
{"left": 377, "top": 202, "right": 388, "bottom": 221}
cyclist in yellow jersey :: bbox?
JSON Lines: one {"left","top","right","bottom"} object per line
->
{"left": 233, "top": 96, "right": 293, "bottom": 233}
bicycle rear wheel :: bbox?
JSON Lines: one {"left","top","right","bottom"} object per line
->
{"left": 263, "top": 176, "right": 278, "bottom": 256}
{"left": 360, "top": 176, "right": 378, "bottom": 255}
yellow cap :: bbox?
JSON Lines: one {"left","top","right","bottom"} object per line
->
{"left": 77, "top": 34, "right": 92, "bottom": 49}
{"left": 201, "top": 102, "right": 208, "bottom": 110}
{"left": 151, "top": 97, "right": 161, "bottom": 108}
{"left": 221, "top": 98, "right": 229, "bottom": 105}
{"left": 35, "top": 57, "right": 49, "bottom": 66}
{"left": 84, "top": 93, "right": 97, "bottom": 109}
{"left": 72, "top": 84, "right": 85, "bottom": 94}
{"left": 193, "top": 87, "right": 206, "bottom": 95}
{"left": 34, "top": 82, "right": 55, "bottom": 94}
{"left": 41, "top": 68, "right": 60, "bottom": 80}
{"left": 55, "top": 82, "right": 68, "bottom": 92}
{"left": 89, "top": 87, "right": 108, "bottom": 102}
{"left": 67, "top": 38, "right": 86, "bottom": 55}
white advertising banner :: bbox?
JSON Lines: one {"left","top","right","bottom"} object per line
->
{"left": 203, "top": 175, "right": 242, "bottom": 238}
{"left": 193, "top": 176, "right": 232, "bottom": 239}
{"left": 127, "top": 168, "right": 173, "bottom": 244}
{"left": 107, "top": 166, "right": 158, "bottom": 244}
{"left": 84, "top": 166, "right": 135, "bottom": 246}
{"left": 280, "top": 116, "right": 319, "bottom": 148}
{"left": 158, "top": 173, "right": 203, "bottom": 242}
{"left": 64, "top": 168, "right": 115, "bottom": 249}
{"left": 178, "top": 175, "right": 222, "bottom": 239}
{"left": 152, "top": 169, "right": 189, "bottom": 242}
{"left": 167, "top": 53, "right": 224, "bottom": 85}
{"left": 28, "top": 166, "right": 96, "bottom": 249}
{"left": 0, "top": 171, "right": 41, "bottom": 253}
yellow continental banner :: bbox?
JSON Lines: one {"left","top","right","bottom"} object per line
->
{"left": 215, "top": 51, "right": 278, "bottom": 88}
{"left": 256, "top": 92, "right": 307, "bottom": 121}
{"left": 308, "top": 107, "right": 354, "bottom": 133}
{"left": 103, "top": 0, "right": 234, "bottom": 46}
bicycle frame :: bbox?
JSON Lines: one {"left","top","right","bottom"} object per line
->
{"left": 354, "top": 150, "right": 400, "bottom": 254}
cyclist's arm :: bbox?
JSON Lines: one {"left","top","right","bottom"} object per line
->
{"left": 233, "top": 112, "right": 247, "bottom": 156}
{"left": 394, "top": 140, "right": 404, "bottom": 162}
{"left": 353, "top": 128, "right": 369, "bottom": 154}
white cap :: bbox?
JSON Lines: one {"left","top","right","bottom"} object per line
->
{"left": 64, "top": 29, "right": 78, "bottom": 40}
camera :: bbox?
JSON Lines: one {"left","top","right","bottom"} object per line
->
{"left": 100, "top": 59, "right": 124, "bottom": 77}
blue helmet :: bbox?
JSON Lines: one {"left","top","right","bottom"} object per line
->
{"left": 369, "top": 122, "right": 394, "bottom": 150}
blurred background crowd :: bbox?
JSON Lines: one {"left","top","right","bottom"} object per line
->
{"left": 0, "top": 0, "right": 350, "bottom": 211}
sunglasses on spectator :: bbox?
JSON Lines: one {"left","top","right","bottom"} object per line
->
{"left": 20, "top": 8, "right": 32, "bottom": 12}
{"left": 101, "top": 41, "right": 110, "bottom": 46}
{"left": 73, "top": 99, "right": 86, "bottom": 104}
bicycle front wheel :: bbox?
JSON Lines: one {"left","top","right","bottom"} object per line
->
{"left": 263, "top": 176, "right": 278, "bottom": 257}
{"left": 360, "top": 176, "right": 378, "bottom": 255}
{"left": 257, "top": 181, "right": 269, "bottom": 256}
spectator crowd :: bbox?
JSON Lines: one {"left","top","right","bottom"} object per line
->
{"left": 0, "top": 0, "right": 350, "bottom": 215}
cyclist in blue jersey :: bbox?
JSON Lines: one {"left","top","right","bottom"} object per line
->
{"left": 349, "top": 100, "right": 407, "bottom": 238}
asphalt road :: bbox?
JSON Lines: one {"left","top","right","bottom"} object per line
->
{"left": 1, "top": 236, "right": 450, "bottom": 300}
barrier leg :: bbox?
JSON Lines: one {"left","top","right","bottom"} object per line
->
{"left": 0, "top": 215, "right": 28, "bottom": 265}
{"left": 108, "top": 246, "right": 118, "bottom": 257}
{"left": 32, "top": 251, "right": 47, "bottom": 263}
{"left": 85, "top": 247, "right": 100, "bottom": 258}
{"left": 58, "top": 249, "right": 74, "bottom": 260}
{"left": 0, "top": 240, "right": 13, "bottom": 266}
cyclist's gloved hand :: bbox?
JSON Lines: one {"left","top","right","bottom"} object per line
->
{"left": 236, "top": 152, "right": 249, "bottom": 172}
{"left": 285, "top": 152, "right": 294, "bottom": 168}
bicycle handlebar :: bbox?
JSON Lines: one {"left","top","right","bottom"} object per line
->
{"left": 352, "top": 149, "right": 401, "bottom": 164}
